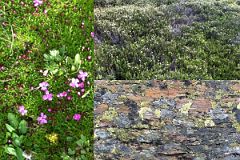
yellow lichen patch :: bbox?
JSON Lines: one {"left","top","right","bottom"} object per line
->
{"left": 140, "top": 101, "right": 151, "bottom": 107}
{"left": 232, "top": 122, "right": 240, "bottom": 133}
{"left": 101, "top": 107, "right": 118, "bottom": 121}
{"left": 204, "top": 118, "right": 215, "bottom": 127}
{"left": 111, "top": 146, "right": 120, "bottom": 154}
{"left": 138, "top": 107, "right": 152, "bottom": 120}
{"left": 194, "top": 118, "right": 205, "bottom": 128}
{"left": 180, "top": 102, "right": 192, "bottom": 115}
{"left": 118, "top": 95, "right": 127, "bottom": 101}
{"left": 150, "top": 120, "right": 165, "bottom": 129}
{"left": 211, "top": 101, "right": 217, "bottom": 109}
{"left": 154, "top": 109, "right": 161, "bottom": 117}
{"left": 107, "top": 128, "right": 134, "bottom": 142}
{"left": 107, "top": 128, "right": 115, "bottom": 133}
{"left": 237, "top": 103, "right": 240, "bottom": 110}
{"left": 116, "top": 130, "right": 133, "bottom": 142}
{"left": 227, "top": 102, "right": 234, "bottom": 108}
{"left": 215, "top": 90, "right": 224, "bottom": 100}
{"left": 132, "top": 123, "right": 149, "bottom": 129}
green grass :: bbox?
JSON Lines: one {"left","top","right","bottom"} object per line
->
{"left": 95, "top": 0, "right": 240, "bottom": 80}
{"left": 0, "top": 0, "right": 94, "bottom": 159}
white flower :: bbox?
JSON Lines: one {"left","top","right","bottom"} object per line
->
{"left": 23, "top": 151, "right": 32, "bottom": 160}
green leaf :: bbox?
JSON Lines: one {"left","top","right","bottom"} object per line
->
{"left": 65, "top": 57, "right": 73, "bottom": 64}
{"left": 71, "top": 65, "right": 76, "bottom": 71}
{"left": 66, "top": 136, "right": 74, "bottom": 142}
{"left": 16, "top": 147, "right": 24, "bottom": 160}
{"left": 81, "top": 90, "right": 90, "bottom": 99}
{"left": 80, "top": 155, "right": 87, "bottom": 160}
{"left": 4, "top": 146, "right": 16, "bottom": 156}
{"left": 8, "top": 113, "right": 19, "bottom": 129}
{"left": 6, "top": 124, "right": 15, "bottom": 133}
{"left": 74, "top": 53, "right": 81, "bottom": 65}
{"left": 43, "top": 54, "right": 49, "bottom": 59}
{"left": 18, "top": 120, "right": 27, "bottom": 134}
{"left": 5, "top": 132, "right": 11, "bottom": 143}
{"left": 76, "top": 139, "right": 83, "bottom": 147}
{"left": 67, "top": 148, "right": 75, "bottom": 155}
{"left": 50, "top": 50, "right": 59, "bottom": 57}
{"left": 52, "top": 68, "right": 59, "bottom": 74}
{"left": 13, "top": 137, "right": 22, "bottom": 147}
{"left": 73, "top": 0, "right": 77, "bottom": 5}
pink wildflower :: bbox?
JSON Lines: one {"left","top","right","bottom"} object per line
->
{"left": 33, "top": 0, "right": 43, "bottom": 7}
{"left": 39, "top": 82, "right": 49, "bottom": 91}
{"left": 78, "top": 70, "right": 88, "bottom": 82}
{"left": 57, "top": 91, "right": 68, "bottom": 98}
{"left": 18, "top": 105, "right": 27, "bottom": 116}
{"left": 73, "top": 114, "right": 81, "bottom": 121}
{"left": 69, "top": 78, "right": 79, "bottom": 88}
{"left": 43, "top": 91, "right": 53, "bottom": 101}
{"left": 91, "top": 32, "right": 94, "bottom": 38}
{"left": 37, "top": 113, "right": 47, "bottom": 124}
{"left": 78, "top": 82, "right": 84, "bottom": 88}
{"left": 0, "top": 64, "right": 4, "bottom": 71}
{"left": 87, "top": 55, "right": 91, "bottom": 61}
{"left": 67, "top": 96, "right": 72, "bottom": 101}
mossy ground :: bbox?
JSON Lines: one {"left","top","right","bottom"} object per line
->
{"left": 0, "top": 0, "right": 93, "bottom": 159}
{"left": 95, "top": 0, "right": 240, "bottom": 80}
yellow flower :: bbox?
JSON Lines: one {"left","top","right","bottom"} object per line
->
{"left": 46, "top": 133, "right": 58, "bottom": 144}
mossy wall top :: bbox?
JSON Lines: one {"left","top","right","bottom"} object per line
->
{"left": 95, "top": 0, "right": 240, "bottom": 80}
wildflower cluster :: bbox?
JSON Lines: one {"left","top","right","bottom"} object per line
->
{"left": 46, "top": 133, "right": 58, "bottom": 144}
{"left": 36, "top": 70, "right": 88, "bottom": 125}
{"left": 1, "top": 0, "right": 94, "bottom": 158}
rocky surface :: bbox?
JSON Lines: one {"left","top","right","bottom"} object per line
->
{"left": 94, "top": 80, "right": 240, "bottom": 159}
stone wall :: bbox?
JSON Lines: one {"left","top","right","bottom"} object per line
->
{"left": 94, "top": 80, "right": 240, "bottom": 160}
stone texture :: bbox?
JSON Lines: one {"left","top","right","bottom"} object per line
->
{"left": 94, "top": 80, "right": 240, "bottom": 160}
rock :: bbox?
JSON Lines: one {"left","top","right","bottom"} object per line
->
{"left": 94, "top": 80, "right": 240, "bottom": 159}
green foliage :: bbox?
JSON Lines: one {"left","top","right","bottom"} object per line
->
{"left": 8, "top": 113, "right": 19, "bottom": 129}
{"left": 61, "top": 135, "right": 91, "bottom": 160}
{"left": 0, "top": 0, "right": 94, "bottom": 159}
{"left": 18, "top": 120, "right": 27, "bottom": 134}
{"left": 95, "top": 0, "right": 240, "bottom": 79}
{"left": 4, "top": 113, "right": 28, "bottom": 160}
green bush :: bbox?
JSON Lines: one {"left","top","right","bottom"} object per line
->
{"left": 95, "top": 0, "right": 240, "bottom": 79}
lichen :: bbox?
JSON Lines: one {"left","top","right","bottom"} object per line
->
{"left": 237, "top": 103, "right": 240, "bottom": 110}
{"left": 232, "top": 121, "right": 240, "bottom": 133}
{"left": 211, "top": 101, "right": 217, "bottom": 109}
{"left": 138, "top": 107, "right": 152, "bottom": 120}
{"left": 180, "top": 102, "right": 192, "bottom": 115}
{"left": 101, "top": 107, "right": 118, "bottom": 121}
{"left": 204, "top": 118, "right": 215, "bottom": 127}
{"left": 154, "top": 109, "right": 161, "bottom": 117}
